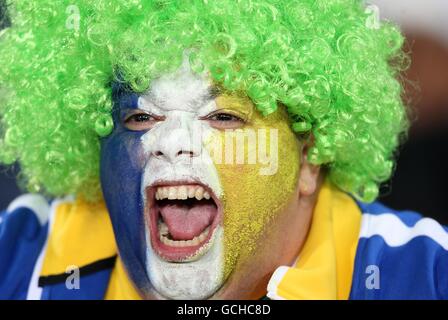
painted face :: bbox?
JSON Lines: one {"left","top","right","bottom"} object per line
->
{"left": 101, "top": 60, "right": 301, "bottom": 299}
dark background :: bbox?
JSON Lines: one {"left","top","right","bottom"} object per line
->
{"left": 0, "top": 2, "right": 447, "bottom": 224}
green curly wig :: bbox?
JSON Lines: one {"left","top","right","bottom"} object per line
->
{"left": 0, "top": 0, "right": 408, "bottom": 202}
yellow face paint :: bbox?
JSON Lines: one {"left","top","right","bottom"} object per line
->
{"left": 205, "top": 94, "right": 301, "bottom": 278}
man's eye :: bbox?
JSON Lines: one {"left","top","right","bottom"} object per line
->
{"left": 124, "top": 112, "right": 160, "bottom": 131}
{"left": 210, "top": 113, "right": 240, "bottom": 121}
{"left": 205, "top": 112, "right": 245, "bottom": 129}
{"left": 126, "top": 113, "right": 152, "bottom": 123}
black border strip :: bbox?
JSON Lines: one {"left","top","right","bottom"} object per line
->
{"left": 38, "top": 255, "right": 117, "bottom": 287}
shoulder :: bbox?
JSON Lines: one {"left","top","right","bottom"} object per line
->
{"left": 358, "top": 201, "right": 448, "bottom": 250}
{"left": 0, "top": 194, "right": 51, "bottom": 299}
{"left": 350, "top": 201, "right": 448, "bottom": 299}
{"left": 4, "top": 193, "right": 51, "bottom": 224}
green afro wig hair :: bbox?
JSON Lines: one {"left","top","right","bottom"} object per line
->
{"left": 0, "top": 0, "right": 408, "bottom": 202}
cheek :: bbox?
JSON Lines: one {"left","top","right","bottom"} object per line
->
{"left": 100, "top": 131, "right": 147, "bottom": 250}
{"left": 205, "top": 120, "right": 300, "bottom": 277}
{"left": 100, "top": 132, "right": 146, "bottom": 197}
{"left": 100, "top": 130, "right": 154, "bottom": 288}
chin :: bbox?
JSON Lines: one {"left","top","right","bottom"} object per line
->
{"left": 143, "top": 181, "right": 227, "bottom": 300}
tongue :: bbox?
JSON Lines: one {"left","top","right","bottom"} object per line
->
{"left": 159, "top": 201, "right": 216, "bottom": 240}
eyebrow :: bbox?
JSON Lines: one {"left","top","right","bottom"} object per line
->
{"left": 207, "top": 86, "right": 222, "bottom": 100}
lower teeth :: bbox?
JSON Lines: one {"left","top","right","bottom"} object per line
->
{"left": 158, "top": 222, "right": 210, "bottom": 247}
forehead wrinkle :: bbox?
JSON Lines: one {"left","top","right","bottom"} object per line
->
{"left": 141, "top": 83, "right": 218, "bottom": 114}
{"left": 137, "top": 94, "right": 163, "bottom": 115}
{"left": 142, "top": 91, "right": 166, "bottom": 110}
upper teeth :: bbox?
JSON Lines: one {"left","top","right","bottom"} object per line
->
{"left": 155, "top": 185, "right": 211, "bottom": 201}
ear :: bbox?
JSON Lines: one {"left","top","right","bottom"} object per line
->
{"left": 298, "top": 142, "right": 321, "bottom": 197}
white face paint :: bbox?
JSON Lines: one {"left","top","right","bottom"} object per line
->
{"left": 145, "top": 228, "right": 224, "bottom": 300}
{"left": 140, "top": 59, "right": 225, "bottom": 299}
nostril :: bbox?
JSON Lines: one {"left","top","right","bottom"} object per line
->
{"left": 177, "top": 150, "right": 195, "bottom": 158}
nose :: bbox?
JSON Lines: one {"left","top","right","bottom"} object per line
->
{"left": 150, "top": 117, "right": 201, "bottom": 163}
{"left": 153, "top": 149, "right": 197, "bottom": 161}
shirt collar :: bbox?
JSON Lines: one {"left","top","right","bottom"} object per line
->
{"left": 40, "top": 196, "right": 117, "bottom": 277}
{"left": 266, "top": 180, "right": 362, "bottom": 300}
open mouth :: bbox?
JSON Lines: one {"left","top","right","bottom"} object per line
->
{"left": 146, "top": 182, "right": 222, "bottom": 262}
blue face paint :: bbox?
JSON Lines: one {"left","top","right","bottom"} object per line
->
{"left": 100, "top": 82, "right": 153, "bottom": 294}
